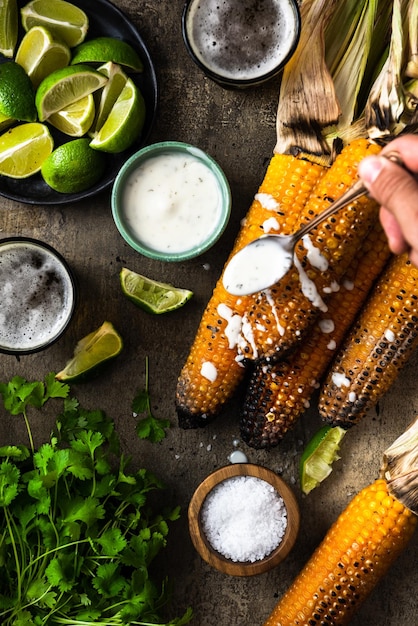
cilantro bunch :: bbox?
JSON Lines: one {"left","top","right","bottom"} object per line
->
{"left": 0, "top": 374, "right": 192, "bottom": 626}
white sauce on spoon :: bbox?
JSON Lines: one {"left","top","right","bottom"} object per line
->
{"left": 223, "top": 237, "right": 293, "bottom": 296}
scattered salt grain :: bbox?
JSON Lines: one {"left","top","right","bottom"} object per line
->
{"left": 201, "top": 476, "right": 287, "bottom": 562}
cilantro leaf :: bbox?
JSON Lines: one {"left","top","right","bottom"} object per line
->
{"left": 96, "top": 528, "right": 127, "bottom": 556}
{"left": 133, "top": 358, "right": 171, "bottom": 443}
{"left": 92, "top": 562, "right": 126, "bottom": 598}
{"left": 0, "top": 372, "right": 192, "bottom": 626}
{"left": 0, "top": 461, "right": 20, "bottom": 506}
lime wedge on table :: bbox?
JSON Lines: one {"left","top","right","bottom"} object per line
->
{"left": 300, "top": 425, "right": 346, "bottom": 495}
{"left": 0, "top": 61, "right": 37, "bottom": 122}
{"left": 71, "top": 36, "right": 143, "bottom": 72}
{"left": 41, "top": 137, "right": 106, "bottom": 193}
{"left": 120, "top": 268, "right": 193, "bottom": 314}
{"left": 21, "top": 0, "right": 89, "bottom": 48}
{"left": 92, "top": 62, "right": 128, "bottom": 133}
{"left": 49, "top": 94, "right": 95, "bottom": 136}
{"left": 15, "top": 25, "right": 71, "bottom": 88}
{"left": 55, "top": 321, "right": 123, "bottom": 383}
{"left": 90, "top": 78, "right": 145, "bottom": 153}
{"left": 35, "top": 64, "right": 108, "bottom": 121}
{"left": 0, "top": 0, "right": 18, "bottom": 57}
{"left": 0, "top": 122, "right": 53, "bottom": 178}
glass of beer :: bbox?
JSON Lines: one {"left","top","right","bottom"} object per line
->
{"left": 182, "top": 0, "right": 300, "bottom": 89}
{"left": 0, "top": 237, "right": 77, "bottom": 355}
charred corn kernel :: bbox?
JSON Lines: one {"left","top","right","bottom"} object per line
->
{"left": 263, "top": 479, "right": 417, "bottom": 626}
{"left": 176, "top": 154, "right": 326, "bottom": 428}
{"left": 238, "top": 138, "right": 382, "bottom": 363}
{"left": 239, "top": 222, "right": 391, "bottom": 449}
{"left": 319, "top": 253, "right": 418, "bottom": 429}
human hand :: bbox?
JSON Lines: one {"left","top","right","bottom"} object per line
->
{"left": 358, "top": 134, "right": 418, "bottom": 266}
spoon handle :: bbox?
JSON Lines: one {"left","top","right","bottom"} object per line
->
{"left": 295, "top": 150, "right": 405, "bottom": 242}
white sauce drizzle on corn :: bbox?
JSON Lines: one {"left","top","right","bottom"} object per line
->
{"left": 384, "top": 328, "right": 395, "bottom": 342}
{"left": 217, "top": 303, "right": 242, "bottom": 349}
{"left": 255, "top": 192, "right": 279, "bottom": 212}
{"left": 294, "top": 255, "right": 328, "bottom": 312}
{"left": 200, "top": 361, "right": 218, "bottom": 382}
{"left": 262, "top": 217, "right": 280, "bottom": 233}
{"left": 332, "top": 371, "right": 351, "bottom": 388}
{"left": 302, "top": 234, "right": 329, "bottom": 271}
{"left": 264, "top": 288, "right": 285, "bottom": 336}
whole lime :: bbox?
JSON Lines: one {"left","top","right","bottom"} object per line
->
{"left": 41, "top": 138, "right": 106, "bottom": 193}
{"left": 0, "top": 61, "right": 37, "bottom": 121}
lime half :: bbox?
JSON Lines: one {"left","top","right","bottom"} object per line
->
{"left": 15, "top": 25, "right": 71, "bottom": 88}
{"left": 71, "top": 36, "right": 143, "bottom": 72}
{"left": 48, "top": 93, "right": 95, "bottom": 136}
{"left": 92, "top": 62, "right": 128, "bottom": 133}
{"left": 55, "top": 321, "right": 123, "bottom": 382}
{"left": 35, "top": 64, "right": 108, "bottom": 121}
{"left": 120, "top": 267, "right": 193, "bottom": 314}
{"left": 21, "top": 0, "right": 89, "bottom": 47}
{"left": 300, "top": 425, "right": 346, "bottom": 495}
{"left": 0, "top": 122, "right": 53, "bottom": 178}
{"left": 90, "top": 78, "right": 145, "bottom": 153}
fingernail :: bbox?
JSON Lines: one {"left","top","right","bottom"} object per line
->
{"left": 358, "top": 156, "right": 385, "bottom": 185}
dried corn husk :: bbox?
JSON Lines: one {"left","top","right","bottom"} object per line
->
{"left": 381, "top": 415, "right": 418, "bottom": 515}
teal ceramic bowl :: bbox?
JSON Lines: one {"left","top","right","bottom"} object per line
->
{"left": 111, "top": 141, "right": 231, "bottom": 261}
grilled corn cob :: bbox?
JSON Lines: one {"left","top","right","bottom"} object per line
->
{"left": 264, "top": 414, "right": 418, "bottom": 625}
{"left": 240, "top": 222, "right": 391, "bottom": 449}
{"left": 237, "top": 138, "right": 382, "bottom": 363}
{"left": 263, "top": 478, "right": 416, "bottom": 626}
{"left": 319, "top": 252, "right": 418, "bottom": 429}
{"left": 176, "top": 155, "right": 326, "bottom": 427}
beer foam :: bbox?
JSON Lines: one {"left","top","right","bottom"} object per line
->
{"left": 186, "top": 0, "right": 299, "bottom": 81}
{"left": 0, "top": 241, "right": 75, "bottom": 352}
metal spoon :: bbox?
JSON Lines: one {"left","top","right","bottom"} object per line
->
{"left": 223, "top": 150, "right": 404, "bottom": 296}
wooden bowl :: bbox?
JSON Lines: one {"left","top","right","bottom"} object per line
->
{"left": 188, "top": 463, "right": 300, "bottom": 576}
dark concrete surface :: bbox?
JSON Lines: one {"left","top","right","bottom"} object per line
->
{"left": 1, "top": 1, "right": 418, "bottom": 624}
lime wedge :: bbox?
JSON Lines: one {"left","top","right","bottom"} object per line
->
{"left": 41, "top": 137, "right": 106, "bottom": 193}
{"left": 49, "top": 94, "right": 95, "bottom": 136}
{"left": 0, "top": 61, "right": 37, "bottom": 122}
{"left": 92, "top": 62, "right": 128, "bottom": 133}
{"left": 300, "top": 425, "right": 346, "bottom": 495}
{"left": 21, "top": 0, "right": 89, "bottom": 48}
{"left": 35, "top": 64, "right": 108, "bottom": 121}
{"left": 15, "top": 25, "right": 71, "bottom": 88}
{"left": 120, "top": 267, "right": 193, "bottom": 314}
{"left": 0, "top": 122, "right": 53, "bottom": 178}
{"left": 71, "top": 36, "right": 143, "bottom": 72}
{"left": 89, "top": 77, "right": 145, "bottom": 153}
{"left": 0, "top": 0, "right": 18, "bottom": 57}
{"left": 55, "top": 321, "right": 123, "bottom": 382}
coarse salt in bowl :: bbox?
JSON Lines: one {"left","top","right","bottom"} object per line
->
{"left": 111, "top": 141, "right": 231, "bottom": 262}
{"left": 188, "top": 463, "right": 300, "bottom": 576}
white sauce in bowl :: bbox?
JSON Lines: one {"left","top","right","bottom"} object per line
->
{"left": 121, "top": 151, "right": 223, "bottom": 254}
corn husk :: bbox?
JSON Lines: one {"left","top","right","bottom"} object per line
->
{"left": 274, "top": 0, "right": 340, "bottom": 160}
{"left": 381, "top": 415, "right": 418, "bottom": 515}
{"left": 405, "top": 0, "right": 418, "bottom": 78}
{"left": 365, "top": 0, "right": 410, "bottom": 137}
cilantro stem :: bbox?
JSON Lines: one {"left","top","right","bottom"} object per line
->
{"left": 23, "top": 408, "right": 35, "bottom": 453}
{"left": 3, "top": 507, "right": 22, "bottom": 605}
